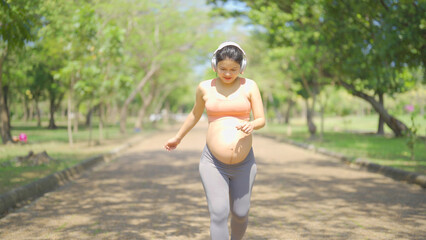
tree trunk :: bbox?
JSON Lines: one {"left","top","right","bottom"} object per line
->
{"left": 305, "top": 98, "right": 317, "bottom": 138}
{"left": 320, "top": 104, "right": 325, "bottom": 139}
{"left": 119, "top": 107, "right": 128, "bottom": 135}
{"left": 377, "top": 92, "right": 385, "bottom": 135}
{"left": 105, "top": 103, "right": 110, "bottom": 124}
{"left": 5, "top": 85, "right": 11, "bottom": 131}
{"left": 48, "top": 95, "right": 58, "bottom": 129}
{"left": 47, "top": 91, "right": 64, "bottom": 129}
{"left": 99, "top": 102, "right": 104, "bottom": 143}
{"left": 22, "top": 95, "right": 29, "bottom": 122}
{"left": 86, "top": 107, "right": 93, "bottom": 127}
{"left": 29, "top": 98, "right": 34, "bottom": 121}
{"left": 300, "top": 73, "right": 318, "bottom": 138}
{"left": 0, "top": 88, "right": 12, "bottom": 144}
{"left": 135, "top": 107, "right": 146, "bottom": 130}
{"left": 135, "top": 88, "right": 156, "bottom": 129}
{"left": 120, "top": 63, "right": 158, "bottom": 134}
{"left": 110, "top": 103, "right": 118, "bottom": 124}
{"left": 67, "top": 77, "right": 74, "bottom": 146}
{"left": 318, "top": 91, "right": 329, "bottom": 140}
{"left": 268, "top": 93, "right": 282, "bottom": 123}
{"left": 0, "top": 48, "right": 12, "bottom": 144}
{"left": 284, "top": 99, "right": 294, "bottom": 124}
{"left": 73, "top": 102, "right": 79, "bottom": 133}
{"left": 340, "top": 80, "right": 408, "bottom": 137}
{"left": 87, "top": 101, "right": 92, "bottom": 146}
{"left": 34, "top": 98, "right": 41, "bottom": 127}
{"left": 7, "top": 87, "right": 12, "bottom": 129}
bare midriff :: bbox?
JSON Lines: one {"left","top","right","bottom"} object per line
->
{"left": 206, "top": 117, "right": 252, "bottom": 165}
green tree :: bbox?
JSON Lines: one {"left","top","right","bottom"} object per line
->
{"left": 115, "top": 0, "right": 213, "bottom": 134}
{"left": 209, "top": 0, "right": 425, "bottom": 138}
{"left": 28, "top": 62, "right": 51, "bottom": 127}
{"left": 34, "top": 0, "right": 69, "bottom": 129}
{"left": 210, "top": 0, "right": 331, "bottom": 138}
{"left": 4, "top": 49, "right": 33, "bottom": 122}
{"left": 93, "top": 22, "right": 125, "bottom": 142}
{"left": 322, "top": 0, "right": 425, "bottom": 137}
{"left": 48, "top": 1, "right": 98, "bottom": 145}
{"left": 243, "top": 36, "right": 292, "bottom": 124}
{"left": 0, "top": 0, "right": 39, "bottom": 144}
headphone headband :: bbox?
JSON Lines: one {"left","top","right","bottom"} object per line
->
{"left": 213, "top": 42, "right": 246, "bottom": 56}
{"left": 211, "top": 41, "right": 247, "bottom": 74}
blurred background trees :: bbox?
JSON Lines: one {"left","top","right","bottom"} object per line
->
{"left": 208, "top": 0, "right": 425, "bottom": 138}
{"left": 0, "top": 0, "right": 424, "bottom": 145}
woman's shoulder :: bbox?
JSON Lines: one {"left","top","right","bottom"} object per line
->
{"left": 241, "top": 78, "right": 258, "bottom": 89}
{"left": 198, "top": 79, "right": 215, "bottom": 89}
{"left": 197, "top": 79, "right": 215, "bottom": 96}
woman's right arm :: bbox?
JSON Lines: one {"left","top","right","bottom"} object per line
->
{"left": 164, "top": 83, "right": 206, "bottom": 151}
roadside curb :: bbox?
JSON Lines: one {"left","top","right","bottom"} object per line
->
{"left": 0, "top": 135, "right": 144, "bottom": 217}
{"left": 258, "top": 133, "right": 426, "bottom": 189}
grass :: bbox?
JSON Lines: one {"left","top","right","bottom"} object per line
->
{"left": 1, "top": 115, "right": 424, "bottom": 193}
{"left": 259, "top": 115, "right": 426, "bottom": 174}
{"left": 0, "top": 120, "right": 159, "bottom": 194}
{"left": 319, "top": 114, "right": 425, "bottom": 134}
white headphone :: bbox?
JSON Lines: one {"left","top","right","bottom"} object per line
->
{"left": 211, "top": 42, "right": 247, "bottom": 74}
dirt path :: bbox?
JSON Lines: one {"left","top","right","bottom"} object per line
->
{"left": 0, "top": 122, "right": 425, "bottom": 240}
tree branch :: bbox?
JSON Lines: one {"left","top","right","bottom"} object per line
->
{"left": 123, "top": 61, "right": 159, "bottom": 107}
{"left": 379, "top": 0, "right": 389, "bottom": 11}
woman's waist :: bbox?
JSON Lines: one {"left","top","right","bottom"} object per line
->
{"left": 207, "top": 115, "right": 250, "bottom": 125}
{"left": 203, "top": 144, "right": 254, "bottom": 167}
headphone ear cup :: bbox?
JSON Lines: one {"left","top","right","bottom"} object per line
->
{"left": 211, "top": 56, "right": 217, "bottom": 72}
{"left": 240, "top": 57, "right": 247, "bottom": 73}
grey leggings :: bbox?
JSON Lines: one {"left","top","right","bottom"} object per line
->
{"left": 199, "top": 145, "right": 257, "bottom": 240}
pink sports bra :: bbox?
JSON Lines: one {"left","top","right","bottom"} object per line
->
{"left": 205, "top": 78, "right": 251, "bottom": 122}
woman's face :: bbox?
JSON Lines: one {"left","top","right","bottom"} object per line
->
{"left": 216, "top": 58, "right": 241, "bottom": 84}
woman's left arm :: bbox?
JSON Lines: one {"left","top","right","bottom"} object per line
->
{"left": 237, "top": 80, "right": 266, "bottom": 134}
{"left": 249, "top": 80, "right": 266, "bottom": 130}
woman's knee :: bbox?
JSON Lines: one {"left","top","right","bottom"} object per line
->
{"left": 231, "top": 205, "right": 249, "bottom": 221}
{"left": 210, "top": 202, "right": 230, "bottom": 223}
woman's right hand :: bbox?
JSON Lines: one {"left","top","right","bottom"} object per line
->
{"left": 164, "top": 137, "right": 181, "bottom": 151}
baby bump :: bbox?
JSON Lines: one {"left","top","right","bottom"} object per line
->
{"left": 206, "top": 118, "right": 253, "bottom": 164}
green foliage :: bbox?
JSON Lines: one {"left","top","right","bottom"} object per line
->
{"left": 322, "top": 0, "right": 424, "bottom": 94}
{"left": 0, "top": 0, "right": 39, "bottom": 49}
{"left": 2, "top": 0, "right": 424, "bottom": 140}
{"left": 1, "top": 0, "right": 223, "bottom": 135}
{"left": 208, "top": 0, "right": 424, "bottom": 137}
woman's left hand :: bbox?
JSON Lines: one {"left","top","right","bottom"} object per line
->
{"left": 236, "top": 121, "right": 254, "bottom": 134}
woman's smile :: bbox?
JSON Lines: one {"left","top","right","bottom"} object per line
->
{"left": 217, "top": 58, "right": 241, "bottom": 84}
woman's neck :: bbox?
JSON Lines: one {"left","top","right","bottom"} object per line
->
{"left": 217, "top": 76, "right": 240, "bottom": 88}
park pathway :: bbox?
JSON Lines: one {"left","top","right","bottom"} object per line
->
{"left": 0, "top": 122, "right": 425, "bottom": 240}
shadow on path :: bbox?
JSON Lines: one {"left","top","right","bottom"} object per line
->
{"left": 0, "top": 127, "right": 425, "bottom": 240}
{"left": 0, "top": 149, "right": 210, "bottom": 239}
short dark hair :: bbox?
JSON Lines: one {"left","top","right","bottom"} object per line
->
{"left": 215, "top": 45, "right": 244, "bottom": 67}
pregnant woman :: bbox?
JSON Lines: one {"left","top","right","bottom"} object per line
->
{"left": 164, "top": 42, "right": 265, "bottom": 240}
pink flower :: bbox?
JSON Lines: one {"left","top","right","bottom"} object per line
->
{"left": 19, "top": 133, "right": 27, "bottom": 143}
{"left": 404, "top": 104, "right": 415, "bottom": 113}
